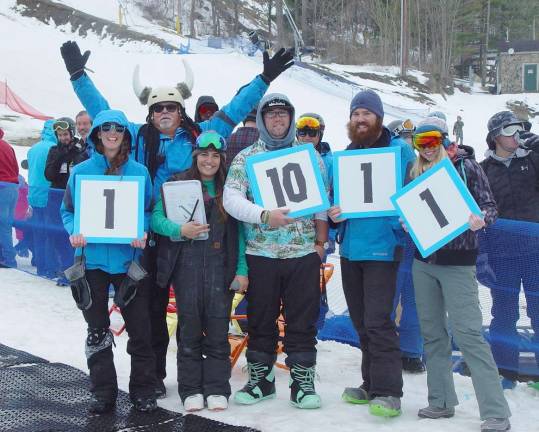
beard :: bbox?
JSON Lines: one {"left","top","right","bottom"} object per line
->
{"left": 347, "top": 118, "right": 383, "bottom": 148}
{"left": 158, "top": 118, "right": 174, "bottom": 130}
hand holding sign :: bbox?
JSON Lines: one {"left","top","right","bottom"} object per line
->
{"left": 268, "top": 208, "right": 295, "bottom": 227}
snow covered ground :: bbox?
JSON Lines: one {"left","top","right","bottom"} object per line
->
{"left": 1, "top": 268, "right": 538, "bottom": 432}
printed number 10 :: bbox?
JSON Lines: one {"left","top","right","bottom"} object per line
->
{"left": 266, "top": 163, "right": 308, "bottom": 207}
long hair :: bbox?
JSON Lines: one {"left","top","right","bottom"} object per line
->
{"left": 171, "top": 149, "right": 228, "bottom": 221}
{"left": 94, "top": 134, "right": 131, "bottom": 175}
{"left": 410, "top": 145, "right": 448, "bottom": 179}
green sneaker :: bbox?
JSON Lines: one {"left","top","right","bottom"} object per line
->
{"left": 528, "top": 381, "right": 539, "bottom": 391}
{"left": 369, "top": 396, "right": 401, "bottom": 417}
{"left": 342, "top": 387, "right": 370, "bottom": 404}
{"left": 234, "top": 362, "right": 276, "bottom": 405}
{"left": 289, "top": 364, "right": 321, "bottom": 409}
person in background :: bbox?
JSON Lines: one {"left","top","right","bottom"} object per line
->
{"left": 226, "top": 109, "right": 259, "bottom": 169}
{"left": 194, "top": 96, "right": 219, "bottom": 123}
{"left": 61, "top": 109, "right": 157, "bottom": 414}
{"left": 75, "top": 110, "right": 92, "bottom": 145}
{"left": 328, "top": 90, "right": 415, "bottom": 418}
{"left": 479, "top": 111, "right": 539, "bottom": 390}
{"left": 453, "top": 115, "right": 464, "bottom": 146}
{"left": 387, "top": 118, "right": 415, "bottom": 146}
{"left": 0, "top": 127, "right": 19, "bottom": 268}
{"left": 152, "top": 131, "right": 247, "bottom": 412}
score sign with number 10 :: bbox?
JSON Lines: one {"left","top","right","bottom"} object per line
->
{"left": 245, "top": 144, "right": 330, "bottom": 218}
{"left": 74, "top": 175, "right": 145, "bottom": 244}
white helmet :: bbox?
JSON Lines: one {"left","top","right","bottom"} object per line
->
{"left": 132, "top": 59, "right": 194, "bottom": 109}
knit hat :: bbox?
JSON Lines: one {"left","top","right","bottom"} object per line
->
{"left": 349, "top": 89, "right": 384, "bottom": 120}
{"left": 415, "top": 117, "right": 451, "bottom": 148}
{"left": 428, "top": 111, "right": 447, "bottom": 121}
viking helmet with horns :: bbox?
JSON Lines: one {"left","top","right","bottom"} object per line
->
{"left": 132, "top": 59, "right": 194, "bottom": 109}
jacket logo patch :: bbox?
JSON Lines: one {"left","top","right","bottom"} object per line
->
{"left": 521, "top": 165, "right": 529, "bottom": 171}
{"left": 212, "top": 241, "right": 221, "bottom": 249}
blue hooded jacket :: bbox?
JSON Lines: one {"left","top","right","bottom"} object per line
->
{"left": 72, "top": 73, "right": 268, "bottom": 197}
{"left": 27, "top": 120, "right": 57, "bottom": 208}
{"left": 61, "top": 110, "right": 153, "bottom": 274}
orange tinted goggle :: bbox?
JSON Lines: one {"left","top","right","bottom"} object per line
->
{"left": 296, "top": 116, "right": 320, "bottom": 130}
{"left": 413, "top": 130, "right": 445, "bottom": 150}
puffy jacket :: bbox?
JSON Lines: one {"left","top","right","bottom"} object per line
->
{"left": 337, "top": 130, "right": 416, "bottom": 261}
{"left": 480, "top": 144, "right": 539, "bottom": 223}
{"left": 71, "top": 73, "right": 269, "bottom": 197}
{"left": 61, "top": 110, "right": 153, "bottom": 274}
{"left": 0, "top": 128, "right": 19, "bottom": 184}
{"left": 27, "top": 120, "right": 57, "bottom": 207}
{"left": 416, "top": 146, "right": 497, "bottom": 266}
{"left": 45, "top": 139, "right": 88, "bottom": 189}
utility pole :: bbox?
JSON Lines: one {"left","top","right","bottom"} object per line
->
{"left": 481, "top": 0, "right": 490, "bottom": 87}
{"left": 400, "top": 0, "right": 408, "bottom": 76}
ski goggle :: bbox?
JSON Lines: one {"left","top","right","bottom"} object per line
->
{"left": 53, "top": 121, "right": 71, "bottom": 132}
{"left": 395, "top": 118, "right": 415, "bottom": 134}
{"left": 153, "top": 103, "right": 179, "bottom": 113}
{"left": 500, "top": 123, "right": 524, "bottom": 137}
{"left": 413, "top": 130, "right": 445, "bottom": 150}
{"left": 195, "top": 131, "right": 227, "bottom": 152}
{"left": 296, "top": 116, "right": 321, "bottom": 130}
{"left": 100, "top": 122, "right": 126, "bottom": 133}
{"left": 198, "top": 104, "right": 217, "bottom": 117}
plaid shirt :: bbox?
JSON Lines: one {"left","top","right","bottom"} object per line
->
{"left": 226, "top": 127, "right": 259, "bottom": 169}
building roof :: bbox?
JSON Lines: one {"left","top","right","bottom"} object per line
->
{"left": 498, "top": 40, "right": 539, "bottom": 53}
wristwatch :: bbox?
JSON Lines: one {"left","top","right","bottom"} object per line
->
{"left": 315, "top": 240, "right": 329, "bottom": 249}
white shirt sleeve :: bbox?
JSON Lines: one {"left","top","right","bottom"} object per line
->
{"left": 223, "top": 185, "right": 265, "bottom": 224}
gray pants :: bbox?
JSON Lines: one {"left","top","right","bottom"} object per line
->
{"left": 412, "top": 259, "right": 510, "bottom": 420}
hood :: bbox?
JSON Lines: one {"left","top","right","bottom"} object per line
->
{"left": 88, "top": 109, "right": 132, "bottom": 153}
{"left": 40, "top": 119, "right": 57, "bottom": 143}
{"left": 256, "top": 93, "right": 296, "bottom": 150}
{"left": 195, "top": 95, "right": 218, "bottom": 123}
{"left": 484, "top": 146, "right": 531, "bottom": 163}
{"left": 453, "top": 144, "right": 475, "bottom": 162}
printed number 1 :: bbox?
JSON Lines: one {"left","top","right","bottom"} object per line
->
{"left": 360, "top": 162, "right": 373, "bottom": 203}
{"left": 103, "top": 189, "right": 115, "bottom": 229}
{"left": 419, "top": 188, "right": 448, "bottom": 228}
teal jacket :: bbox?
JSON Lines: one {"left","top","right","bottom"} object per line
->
{"left": 338, "top": 131, "right": 416, "bottom": 261}
{"left": 71, "top": 73, "right": 269, "bottom": 197}
{"left": 27, "top": 120, "right": 57, "bottom": 207}
{"left": 61, "top": 110, "right": 153, "bottom": 274}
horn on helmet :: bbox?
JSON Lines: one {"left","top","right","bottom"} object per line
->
{"left": 132, "top": 64, "right": 151, "bottom": 105}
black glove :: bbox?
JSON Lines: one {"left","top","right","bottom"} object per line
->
{"left": 262, "top": 48, "right": 294, "bottom": 83}
{"left": 114, "top": 261, "right": 148, "bottom": 309}
{"left": 64, "top": 255, "right": 92, "bottom": 311}
{"left": 60, "top": 41, "right": 91, "bottom": 81}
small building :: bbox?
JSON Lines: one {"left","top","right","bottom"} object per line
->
{"left": 497, "top": 40, "right": 539, "bottom": 94}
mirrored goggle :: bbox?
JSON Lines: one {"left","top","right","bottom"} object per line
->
{"left": 196, "top": 131, "right": 227, "bottom": 151}
{"left": 100, "top": 122, "right": 126, "bottom": 133}
{"left": 297, "top": 128, "right": 319, "bottom": 138}
{"left": 198, "top": 104, "right": 217, "bottom": 116}
{"left": 500, "top": 124, "right": 523, "bottom": 137}
{"left": 413, "top": 130, "right": 444, "bottom": 150}
{"left": 153, "top": 103, "right": 179, "bottom": 113}
{"left": 296, "top": 116, "right": 321, "bottom": 130}
{"left": 53, "top": 121, "right": 71, "bottom": 132}
{"left": 395, "top": 118, "right": 415, "bottom": 134}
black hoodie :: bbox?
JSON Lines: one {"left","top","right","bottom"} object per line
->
{"left": 194, "top": 96, "right": 219, "bottom": 123}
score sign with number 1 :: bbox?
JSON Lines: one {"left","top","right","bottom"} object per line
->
{"left": 391, "top": 158, "right": 481, "bottom": 258}
{"left": 245, "top": 144, "right": 330, "bottom": 218}
{"left": 74, "top": 175, "right": 145, "bottom": 244}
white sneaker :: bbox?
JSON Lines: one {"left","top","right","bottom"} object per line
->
{"left": 206, "top": 395, "right": 228, "bottom": 411}
{"left": 184, "top": 393, "right": 204, "bottom": 412}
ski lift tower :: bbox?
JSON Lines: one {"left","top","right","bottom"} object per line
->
{"left": 282, "top": 0, "right": 304, "bottom": 59}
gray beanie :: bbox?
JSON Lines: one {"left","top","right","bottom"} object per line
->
{"left": 350, "top": 89, "right": 384, "bottom": 120}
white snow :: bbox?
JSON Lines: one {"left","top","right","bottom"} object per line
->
{"left": 1, "top": 2, "right": 539, "bottom": 431}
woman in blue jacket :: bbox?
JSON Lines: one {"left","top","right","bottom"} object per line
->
{"left": 61, "top": 110, "right": 157, "bottom": 414}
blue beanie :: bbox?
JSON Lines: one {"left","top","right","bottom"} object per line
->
{"left": 350, "top": 89, "right": 384, "bottom": 120}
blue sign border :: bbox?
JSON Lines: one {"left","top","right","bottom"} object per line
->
{"left": 74, "top": 175, "right": 145, "bottom": 244}
{"left": 333, "top": 146, "right": 401, "bottom": 218}
{"left": 245, "top": 144, "right": 330, "bottom": 218}
{"left": 390, "top": 158, "right": 481, "bottom": 258}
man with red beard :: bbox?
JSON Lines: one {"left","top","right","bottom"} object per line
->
{"left": 328, "top": 89, "right": 415, "bottom": 417}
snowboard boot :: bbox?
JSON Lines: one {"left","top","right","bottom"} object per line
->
{"left": 132, "top": 396, "right": 158, "bottom": 412}
{"left": 234, "top": 361, "right": 276, "bottom": 405}
{"left": 342, "top": 386, "right": 370, "bottom": 404}
{"left": 402, "top": 356, "right": 425, "bottom": 373}
{"left": 369, "top": 395, "right": 401, "bottom": 417}
{"left": 88, "top": 397, "right": 115, "bottom": 414}
{"left": 418, "top": 405, "right": 455, "bottom": 419}
{"left": 289, "top": 363, "right": 321, "bottom": 409}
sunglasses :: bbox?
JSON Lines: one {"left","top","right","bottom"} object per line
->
{"left": 153, "top": 103, "right": 179, "bottom": 113}
{"left": 196, "top": 131, "right": 227, "bottom": 151}
{"left": 53, "top": 121, "right": 71, "bottom": 132}
{"left": 296, "top": 116, "right": 321, "bottom": 129}
{"left": 264, "top": 109, "right": 289, "bottom": 119}
{"left": 413, "top": 130, "right": 445, "bottom": 150}
{"left": 297, "top": 129, "right": 319, "bottom": 138}
{"left": 100, "top": 122, "right": 126, "bottom": 133}
{"left": 500, "top": 124, "right": 523, "bottom": 137}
